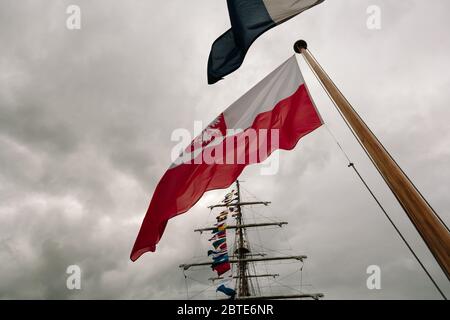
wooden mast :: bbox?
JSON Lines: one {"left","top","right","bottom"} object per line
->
{"left": 294, "top": 40, "right": 450, "bottom": 279}
{"left": 235, "top": 180, "right": 250, "bottom": 297}
{"left": 180, "top": 179, "right": 323, "bottom": 300}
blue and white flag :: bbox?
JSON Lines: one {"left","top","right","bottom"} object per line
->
{"left": 207, "top": 0, "right": 325, "bottom": 84}
{"left": 217, "top": 284, "right": 236, "bottom": 299}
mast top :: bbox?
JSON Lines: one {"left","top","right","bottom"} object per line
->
{"left": 294, "top": 40, "right": 308, "bottom": 53}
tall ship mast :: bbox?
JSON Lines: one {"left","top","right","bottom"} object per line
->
{"left": 180, "top": 180, "right": 324, "bottom": 300}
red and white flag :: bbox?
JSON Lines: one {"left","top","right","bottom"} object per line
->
{"left": 131, "top": 56, "right": 323, "bottom": 261}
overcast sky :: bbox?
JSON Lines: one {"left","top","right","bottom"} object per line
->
{"left": 1, "top": 0, "right": 449, "bottom": 299}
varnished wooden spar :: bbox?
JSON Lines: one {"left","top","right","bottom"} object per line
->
{"left": 209, "top": 274, "right": 280, "bottom": 281}
{"left": 208, "top": 201, "right": 271, "bottom": 209}
{"left": 194, "top": 222, "right": 288, "bottom": 233}
{"left": 179, "top": 255, "right": 307, "bottom": 270}
{"left": 236, "top": 293, "right": 324, "bottom": 300}
{"left": 218, "top": 293, "right": 324, "bottom": 300}
{"left": 294, "top": 40, "right": 450, "bottom": 279}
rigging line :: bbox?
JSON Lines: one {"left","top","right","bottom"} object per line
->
{"left": 250, "top": 225, "right": 264, "bottom": 296}
{"left": 255, "top": 260, "right": 304, "bottom": 292}
{"left": 243, "top": 218, "right": 258, "bottom": 295}
{"left": 250, "top": 242, "right": 295, "bottom": 257}
{"left": 244, "top": 197, "right": 297, "bottom": 256}
{"left": 324, "top": 126, "right": 352, "bottom": 163}
{"left": 249, "top": 210, "right": 273, "bottom": 295}
{"left": 254, "top": 213, "right": 273, "bottom": 289}
{"left": 250, "top": 263, "right": 261, "bottom": 296}
{"left": 300, "top": 261, "right": 304, "bottom": 292}
{"left": 303, "top": 51, "right": 449, "bottom": 233}
{"left": 240, "top": 186, "right": 287, "bottom": 223}
{"left": 271, "top": 278, "right": 305, "bottom": 295}
{"left": 350, "top": 162, "right": 447, "bottom": 300}
{"left": 183, "top": 270, "right": 189, "bottom": 299}
{"left": 241, "top": 185, "right": 286, "bottom": 221}
{"left": 324, "top": 126, "right": 447, "bottom": 300}
{"left": 184, "top": 273, "right": 220, "bottom": 300}
{"left": 254, "top": 212, "right": 297, "bottom": 293}
{"left": 184, "top": 273, "right": 213, "bottom": 287}
{"left": 272, "top": 264, "right": 302, "bottom": 283}
{"left": 239, "top": 184, "right": 262, "bottom": 202}
{"left": 246, "top": 206, "right": 280, "bottom": 224}
{"left": 188, "top": 283, "right": 218, "bottom": 300}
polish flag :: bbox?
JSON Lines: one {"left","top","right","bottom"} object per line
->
{"left": 131, "top": 56, "right": 323, "bottom": 261}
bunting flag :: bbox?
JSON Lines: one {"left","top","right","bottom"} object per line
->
{"left": 212, "top": 253, "right": 229, "bottom": 263}
{"left": 208, "top": 204, "right": 232, "bottom": 277}
{"left": 223, "top": 198, "right": 237, "bottom": 205}
{"left": 216, "top": 215, "right": 227, "bottom": 223}
{"left": 209, "top": 230, "right": 226, "bottom": 241}
{"left": 217, "top": 242, "right": 228, "bottom": 251}
{"left": 208, "top": 249, "right": 227, "bottom": 256}
{"left": 210, "top": 205, "right": 233, "bottom": 295}
{"left": 218, "top": 210, "right": 229, "bottom": 216}
{"left": 209, "top": 251, "right": 228, "bottom": 260}
{"left": 212, "top": 262, "right": 231, "bottom": 276}
{"left": 212, "top": 238, "right": 227, "bottom": 249}
{"left": 217, "top": 284, "right": 236, "bottom": 299}
{"left": 207, "top": 0, "right": 325, "bottom": 84}
{"left": 211, "top": 222, "right": 227, "bottom": 234}
{"left": 130, "top": 56, "right": 323, "bottom": 261}
{"left": 223, "top": 190, "right": 237, "bottom": 204}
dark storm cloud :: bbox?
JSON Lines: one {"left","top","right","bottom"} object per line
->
{"left": 0, "top": 0, "right": 449, "bottom": 299}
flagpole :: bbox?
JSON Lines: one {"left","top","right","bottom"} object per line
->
{"left": 294, "top": 40, "right": 450, "bottom": 280}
